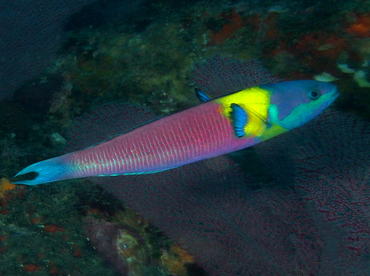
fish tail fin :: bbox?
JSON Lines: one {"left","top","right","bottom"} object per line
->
{"left": 13, "top": 157, "right": 69, "bottom": 185}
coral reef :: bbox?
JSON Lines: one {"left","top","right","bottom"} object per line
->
{"left": 83, "top": 217, "right": 146, "bottom": 275}
{"left": 0, "top": 178, "right": 15, "bottom": 198}
{"left": 0, "top": 180, "right": 119, "bottom": 275}
{"left": 346, "top": 13, "right": 370, "bottom": 38}
{"left": 1, "top": 0, "right": 370, "bottom": 275}
{"left": 83, "top": 207, "right": 198, "bottom": 276}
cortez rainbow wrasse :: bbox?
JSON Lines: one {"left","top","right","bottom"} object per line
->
{"left": 14, "top": 80, "right": 338, "bottom": 185}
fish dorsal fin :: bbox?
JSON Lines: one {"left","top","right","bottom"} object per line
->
{"left": 195, "top": 88, "right": 212, "bottom": 102}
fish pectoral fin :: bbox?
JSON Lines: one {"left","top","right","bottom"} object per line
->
{"left": 247, "top": 108, "right": 272, "bottom": 128}
{"left": 195, "top": 88, "right": 212, "bottom": 102}
{"left": 231, "top": 103, "right": 248, "bottom": 138}
{"left": 231, "top": 103, "right": 272, "bottom": 138}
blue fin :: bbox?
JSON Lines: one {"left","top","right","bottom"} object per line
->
{"left": 231, "top": 103, "right": 248, "bottom": 138}
{"left": 13, "top": 157, "right": 68, "bottom": 185}
{"left": 195, "top": 88, "right": 212, "bottom": 102}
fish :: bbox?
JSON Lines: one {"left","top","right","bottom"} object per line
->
{"left": 13, "top": 80, "right": 338, "bottom": 185}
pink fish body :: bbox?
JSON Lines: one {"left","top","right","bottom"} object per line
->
{"left": 69, "top": 101, "right": 253, "bottom": 176}
{"left": 14, "top": 80, "right": 338, "bottom": 185}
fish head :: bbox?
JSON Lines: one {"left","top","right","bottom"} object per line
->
{"left": 261, "top": 80, "right": 339, "bottom": 130}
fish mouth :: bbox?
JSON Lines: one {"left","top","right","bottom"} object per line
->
{"left": 328, "top": 87, "right": 339, "bottom": 105}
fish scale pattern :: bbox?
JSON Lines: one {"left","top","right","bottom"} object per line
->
{"left": 67, "top": 101, "right": 255, "bottom": 178}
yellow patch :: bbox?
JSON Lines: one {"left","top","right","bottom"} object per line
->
{"left": 215, "top": 87, "right": 270, "bottom": 137}
{"left": 258, "top": 123, "right": 288, "bottom": 142}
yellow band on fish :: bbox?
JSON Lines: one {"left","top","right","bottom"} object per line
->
{"left": 215, "top": 87, "right": 270, "bottom": 137}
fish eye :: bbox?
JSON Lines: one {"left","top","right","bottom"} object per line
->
{"left": 308, "top": 90, "right": 321, "bottom": 100}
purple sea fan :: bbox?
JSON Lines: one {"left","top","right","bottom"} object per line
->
{"left": 67, "top": 101, "right": 323, "bottom": 275}
{"left": 294, "top": 111, "right": 370, "bottom": 256}
{"left": 255, "top": 110, "right": 370, "bottom": 274}
{"left": 92, "top": 155, "right": 323, "bottom": 276}
{"left": 64, "top": 56, "right": 325, "bottom": 275}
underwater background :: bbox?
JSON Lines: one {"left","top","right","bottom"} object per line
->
{"left": 1, "top": 0, "right": 370, "bottom": 275}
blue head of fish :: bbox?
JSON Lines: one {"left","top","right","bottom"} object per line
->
{"left": 261, "top": 80, "right": 339, "bottom": 130}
